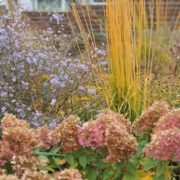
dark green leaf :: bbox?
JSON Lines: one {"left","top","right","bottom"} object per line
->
{"left": 156, "top": 164, "right": 165, "bottom": 177}
{"left": 140, "top": 157, "right": 158, "bottom": 170}
{"left": 86, "top": 168, "right": 98, "bottom": 180}
{"left": 122, "top": 173, "right": 134, "bottom": 180}
{"left": 116, "top": 161, "right": 125, "bottom": 170}
{"left": 95, "top": 160, "right": 105, "bottom": 168}
{"left": 50, "top": 145, "right": 60, "bottom": 155}
{"left": 65, "top": 154, "right": 75, "bottom": 166}
{"left": 154, "top": 174, "right": 166, "bottom": 180}
{"left": 79, "top": 156, "right": 87, "bottom": 169}
{"left": 4, "top": 162, "right": 13, "bottom": 174}
{"left": 127, "top": 162, "right": 137, "bottom": 175}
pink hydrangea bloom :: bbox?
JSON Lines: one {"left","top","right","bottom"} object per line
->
{"left": 133, "top": 101, "right": 170, "bottom": 136}
{"left": 77, "top": 120, "right": 105, "bottom": 148}
{"left": 153, "top": 109, "right": 180, "bottom": 133}
{"left": 145, "top": 128, "right": 180, "bottom": 161}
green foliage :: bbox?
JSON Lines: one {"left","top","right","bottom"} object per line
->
{"left": 148, "top": 75, "right": 180, "bottom": 108}
{"left": 33, "top": 146, "right": 129, "bottom": 179}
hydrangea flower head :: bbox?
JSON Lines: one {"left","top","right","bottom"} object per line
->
{"left": 0, "top": 114, "right": 39, "bottom": 161}
{"left": 145, "top": 128, "right": 180, "bottom": 161}
{"left": 95, "top": 109, "right": 137, "bottom": 162}
{"left": 96, "top": 109, "right": 132, "bottom": 133}
{"left": 153, "top": 109, "right": 180, "bottom": 133}
{"left": 37, "top": 126, "right": 60, "bottom": 150}
{"left": 77, "top": 120, "right": 105, "bottom": 148}
{"left": 133, "top": 101, "right": 170, "bottom": 136}
{"left": 54, "top": 115, "right": 81, "bottom": 153}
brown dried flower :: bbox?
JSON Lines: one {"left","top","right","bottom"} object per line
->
{"left": 95, "top": 109, "right": 137, "bottom": 162}
{"left": 36, "top": 126, "right": 60, "bottom": 150}
{"left": 105, "top": 123, "right": 137, "bottom": 163}
{"left": 133, "top": 101, "right": 170, "bottom": 136}
{"left": 21, "top": 170, "right": 50, "bottom": 180}
{"left": 11, "top": 155, "right": 44, "bottom": 178}
{"left": 0, "top": 114, "right": 39, "bottom": 162}
{"left": 54, "top": 115, "right": 81, "bottom": 153}
{"left": 0, "top": 175, "right": 19, "bottom": 180}
{"left": 2, "top": 126, "right": 37, "bottom": 156}
{"left": 53, "top": 168, "right": 82, "bottom": 180}
{"left": 0, "top": 169, "right": 7, "bottom": 175}
{"left": 1, "top": 114, "right": 30, "bottom": 130}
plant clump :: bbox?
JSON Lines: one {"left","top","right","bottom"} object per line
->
{"left": 0, "top": 104, "right": 179, "bottom": 179}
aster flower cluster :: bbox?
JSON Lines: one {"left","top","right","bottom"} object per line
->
{"left": 133, "top": 101, "right": 170, "bottom": 136}
{"left": 145, "top": 109, "right": 180, "bottom": 161}
{"left": 0, "top": 15, "right": 106, "bottom": 127}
